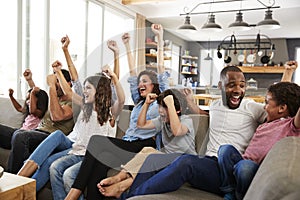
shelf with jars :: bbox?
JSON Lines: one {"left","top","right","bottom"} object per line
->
{"left": 145, "top": 41, "right": 172, "bottom": 72}
{"left": 181, "top": 55, "right": 199, "bottom": 76}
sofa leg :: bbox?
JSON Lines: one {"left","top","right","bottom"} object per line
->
{"left": 17, "top": 160, "right": 38, "bottom": 177}
{"left": 65, "top": 188, "right": 82, "bottom": 200}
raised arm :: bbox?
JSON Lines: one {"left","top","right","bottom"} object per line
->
{"left": 102, "top": 65, "right": 125, "bottom": 119}
{"left": 281, "top": 61, "right": 298, "bottom": 82}
{"left": 137, "top": 93, "right": 157, "bottom": 129}
{"left": 151, "top": 24, "right": 164, "bottom": 74}
{"left": 61, "top": 35, "right": 78, "bottom": 81}
{"left": 23, "top": 69, "right": 35, "bottom": 88}
{"left": 8, "top": 89, "right": 23, "bottom": 113}
{"left": 52, "top": 60, "right": 83, "bottom": 106}
{"left": 107, "top": 40, "right": 120, "bottom": 79}
{"left": 28, "top": 86, "right": 45, "bottom": 118}
{"left": 181, "top": 88, "right": 208, "bottom": 115}
{"left": 122, "top": 33, "right": 136, "bottom": 77}
{"left": 164, "top": 95, "right": 188, "bottom": 136}
{"left": 46, "top": 73, "right": 73, "bottom": 121}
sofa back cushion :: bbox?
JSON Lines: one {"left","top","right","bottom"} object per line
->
{"left": 116, "top": 109, "right": 210, "bottom": 154}
{"left": 0, "top": 97, "right": 25, "bottom": 128}
{"left": 188, "top": 114, "right": 209, "bottom": 154}
{"left": 116, "top": 109, "right": 131, "bottom": 138}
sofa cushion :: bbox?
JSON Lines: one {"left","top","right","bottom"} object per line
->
{"left": 127, "top": 184, "right": 222, "bottom": 200}
{"left": 244, "top": 136, "right": 300, "bottom": 200}
{"left": 0, "top": 97, "right": 25, "bottom": 128}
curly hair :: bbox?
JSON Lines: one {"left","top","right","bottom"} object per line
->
{"left": 268, "top": 82, "right": 300, "bottom": 117}
{"left": 157, "top": 88, "right": 187, "bottom": 116}
{"left": 81, "top": 75, "right": 112, "bottom": 125}
{"left": 81, "top": 76, "right": 100, "bottom": 123}
{"left": 137, "top": 70, "right": 161, "bottom": 103}
{"left": 94, "top": 76, "right": 112, "bottom": 126}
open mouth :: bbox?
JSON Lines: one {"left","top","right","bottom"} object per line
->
{"left": 229, "top": 95, "right": 241, "bottom": 107}
{"left": 139, "top": 87, "right": 146, "bottom": 94}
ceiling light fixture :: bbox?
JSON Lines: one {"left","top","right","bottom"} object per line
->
{"left": 257, "top": 9, "right": 280, "bottom": 29}
{"left": 201, "top": 14, "right": 222, "bottom": 32}
{"left": 228, "top": 11, "right": 250, "bottom": 31}
{"left": 178, "top": 0, "right": 280, "bottom": 32}
{"left": 178, "top": 15, "right": 197, "bottom": 32}
{"left": 204, "top": 38, "right": 213, "bottom": 60}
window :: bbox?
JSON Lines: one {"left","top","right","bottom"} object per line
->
{"left": 0, "top": 1, "right": 17, "bottom": 96}
{"left": 0, "top": 0, "right": 135, "bottom": 101}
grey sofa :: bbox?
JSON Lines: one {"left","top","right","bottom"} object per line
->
{"left": 1, "top": 96, "right": 300, "bottom": 200}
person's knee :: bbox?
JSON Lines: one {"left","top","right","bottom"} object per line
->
{"left": 12, "top": 130, "right": 26, "bottom": 143}
{"left": 50, "top": 159, "right": 62, "bottom": 176}
{"left": 218, "top": 144, "right": 234, "bottom": 158}
{"left": 234, "top": 160, "right": 258, "bottom": 180}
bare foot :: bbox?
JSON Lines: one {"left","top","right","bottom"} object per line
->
{"left": 98, "top": 177, "right": 133, "bottom": 198}
{"left": 99, "top": 170, "right": 129, "bottom": 187}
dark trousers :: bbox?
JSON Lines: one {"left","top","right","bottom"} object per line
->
{"left": 218, "top": 145, "right": 259, "bottom": 200}
{"left": 126, "top": 154, "right": 223, "bottom": 199}
{"left": 0, "top": 124, "right": 17, "bottom": 149}
{"left": 7, "top": 129, "right": 49, "bottom": 174}
{"left": 72, "top": 135, "right": 156, "bottom": 200}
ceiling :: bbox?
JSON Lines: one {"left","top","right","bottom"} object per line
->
{"left": 116, "top": 0, "right": 300, "bottom": 42}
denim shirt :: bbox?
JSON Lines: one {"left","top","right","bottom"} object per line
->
{"left": 123, "top": 71, "right": 170, "bottom": 141}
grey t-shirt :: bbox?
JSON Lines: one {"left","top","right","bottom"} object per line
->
{"left": 152, "top": 115, "right": 196, "bottom": 155}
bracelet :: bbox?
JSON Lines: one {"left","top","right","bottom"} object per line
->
{"left": 68, "top": 64, "right": 75, "bottom": 68}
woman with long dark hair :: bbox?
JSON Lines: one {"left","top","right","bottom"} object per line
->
{"left": 16, "top": 61, "right": 125, "bottom": 199}
{"left": 65, "top": 24, "right": 170, "bottom": 200}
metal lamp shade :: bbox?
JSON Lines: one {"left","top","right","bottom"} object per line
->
{"left": 257, "top": 10, "right": 280, "bottom": 29}
{"left": 228, "top": 12, "right": 250, "bottom": 31}
{"left": 201, "top": 14, "right": 222, "bottom": 32}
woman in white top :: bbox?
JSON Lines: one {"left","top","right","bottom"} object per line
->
{"left": 17, "top": 60, "right": 125, "bottom": 197}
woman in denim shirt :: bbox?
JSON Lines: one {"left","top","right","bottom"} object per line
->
{"left": 65, "top": 24, "right": 169, "bottom": 200}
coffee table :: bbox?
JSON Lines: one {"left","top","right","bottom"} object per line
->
{"left": 0, "top": 172, "right": 36, "bottom": 200}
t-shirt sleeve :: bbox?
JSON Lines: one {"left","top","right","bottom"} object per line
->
{"left": 152, "top": 116, "right": 162, "bottom": 132}
{"left": 180, "top": 115, "right": 194, "bottom": 136}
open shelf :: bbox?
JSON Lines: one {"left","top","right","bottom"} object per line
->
{"left": 238, "top": 66, "right": 285, "bottom": 73}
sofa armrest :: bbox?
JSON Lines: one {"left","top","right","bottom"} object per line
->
{"left": 244, "top": 136, "right": 300, "bottom": 200}
{"left": 0, "top": 97, "right": 25, "bottom": 128}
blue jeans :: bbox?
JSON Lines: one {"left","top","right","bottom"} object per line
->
{"left": 217, "top": 145, "right": 259, "bottom": 200}
{"left": 126, "top": 154, "right": 222, "bottom": 199}
{"left": 62, "top": 162, "right": 84, "bottom": 200}
{"left": 28, "top": 130, "right": 73, "bottom": 191}
{"left": 50, "top": 154, "right": 84, "bottom": 200}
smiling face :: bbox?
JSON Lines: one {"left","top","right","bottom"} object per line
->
{"left": 83, "top": 81, "right": 96, "bottom": 104}
{"left": 221, "top": 71, "right": 246, "bottom": 109}
{"left": 264, "top": 92, "right": 287, "bottom": 122}
{"left": 138, "top": 74, "right": 154, "bottom": 98}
